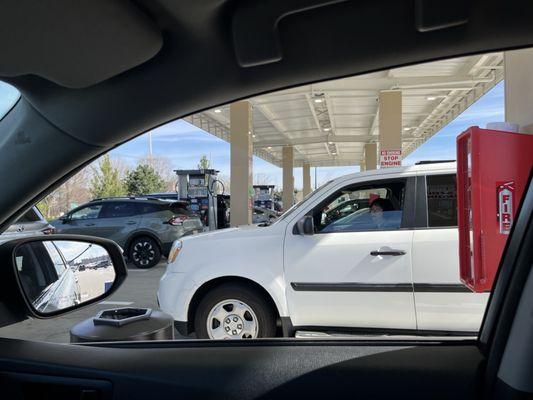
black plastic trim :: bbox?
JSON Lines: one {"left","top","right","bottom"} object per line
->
{"left": 291, "top": 326, "right": 478, "bottom": 338}
{"left": 291, "top": 282, "right": 471, "bottom": 293}
{"left": 280, "top": 316, "right": 296, "bottom": 337}
{"left": 174, "top": 320, "right": 189, "bottom": 336}
{"left": 0, "top": 234, "right": 127, "bottom": 320}
{"left": 481, "top": 171, "right": 533, "bottom": 388}
{"left": 291, "top": 282, "right": 413, "bottom": 292}
{"left": 401, "top": 176, "right": 417, "bottom": 229}
{"left": 78, "top": 337, "right": 478, "bottom": 349}
{"left": 414, "top": 175, "right": 428, "bottom": 228}
{"left": 413, "top": 283, "right": 472, "bottom": 293}
{"left": 232, "top": 0, "right": 348, "bottom": 67}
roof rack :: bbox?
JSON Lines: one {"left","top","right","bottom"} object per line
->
{"left": 90, "top": 196, "right": 161, "bottom": 202}
{"left": 414, "top": 160, "right": 456, "bottom": 165}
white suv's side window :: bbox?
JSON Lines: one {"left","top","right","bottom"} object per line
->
{"left": 426, "top": 174, "right": 457, "bottom": 228}
{"left": 314, "top": 180, "right": 406, "bottom": 233}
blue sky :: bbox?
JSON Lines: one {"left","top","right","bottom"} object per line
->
{"left": 403, "top": 81, "right": 504, "bottom": 164}
{"left": 111, "top": 80, "right": 504, "bottom": 189}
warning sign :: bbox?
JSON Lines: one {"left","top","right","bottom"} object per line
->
{"left": 497, "top": 181, "right": 514, "bottom": 235}
{"left": 380, "top": 149, "right": 402, "bottom": 168}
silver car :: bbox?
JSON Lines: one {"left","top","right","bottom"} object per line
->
{"left": 2, "top": 206, "right": 55, "bottom": 239}
{"left": 50, "top": 198, "right": 203, "bottom": 268}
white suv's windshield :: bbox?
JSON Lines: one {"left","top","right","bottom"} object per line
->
{"left": 275, "top": 180, "right": 333, "bottom": 223}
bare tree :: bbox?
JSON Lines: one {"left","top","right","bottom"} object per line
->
{"left": 254, "top": 173, "right": 275, "bottom": 186}
{"left": 217, "top": 174, "right": 230, "bottom": 195}
{"left": 38, "top": 167, "right": 92, "bottom": 219}
{"left": 139, "top": 155, "right": 176, "bottom": 192}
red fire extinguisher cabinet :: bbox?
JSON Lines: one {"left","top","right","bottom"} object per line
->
{"left": 457, "top": 127, "right": 533, "bottom": 293}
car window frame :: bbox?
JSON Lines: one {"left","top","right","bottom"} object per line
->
{"left": 68, "top": 203, "right": 104, "bottom": 221}
{"left": 414, "top": 171, "right": 459, "bottom": 230}
{"left": 425, "top": 173, "right": 458, "bottom": 229}
{"left": 42, "top": 241, "right": 68, "bottom": 276}
{"left": 311, "top": 177, "right": 414, "bottom": 234}
{"left": 99, "top": 201, "right": 140, "bottom": 219}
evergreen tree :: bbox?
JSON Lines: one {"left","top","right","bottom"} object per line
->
{"left": 90, "top": 155, "right": 126, "bottom": 198}
{"left": 198, "top": 154, "right": 210, "bottom": 170}
{"left": 125, "top": 164, "right": 166, "bottom": 196}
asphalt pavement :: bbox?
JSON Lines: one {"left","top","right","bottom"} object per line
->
{"left": 0, "top": 261, "right": 183, "bottom": 343}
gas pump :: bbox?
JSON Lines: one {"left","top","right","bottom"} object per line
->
{"left": 174, "top": 169, "right": 228, "bottom": 231}
{"left": 457, "top": 127, "right": 533, "bottom": 292}
{"left": 253, "top": 185, "right": 276, "bottom": 210}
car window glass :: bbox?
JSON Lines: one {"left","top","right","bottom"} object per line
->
{"left": 101, "top": 202, "right": 139, "bottom": 218}
{"left": 2, "top": 48, "right": 527, "bottom": 345}
{"left": 70, "top": 204, "right": 102, "bottom": 220}
{"left": 16, "top": 208, "right": 41, "bottom": 223}
{"left": 42, "top": 242, "right": 67, "bottom": 276}
{"left": 0, "top": 81, "right": 20, "bottom": 120}
{"left": 275, "top": 180, "right": 334, "bottom": 223}
{"left": 427, "top": 174, "right": 458, "bottom": 227}
{"left": 317, "top": 181, "right": 405, "bottom": 233}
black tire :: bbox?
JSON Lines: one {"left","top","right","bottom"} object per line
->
{"left": 194, "top": 283, "right": 277, "bottom": 339}
{"left": 129, "top": 236, "right": 161, "bottom": 269}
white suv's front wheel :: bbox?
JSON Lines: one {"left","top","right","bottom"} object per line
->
{"left": 194, "top": 284, "right": 277, "bottom": 339}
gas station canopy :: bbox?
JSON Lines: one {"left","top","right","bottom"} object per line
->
{"left": 185, "top": 52, "right": 503, "bottom": 168}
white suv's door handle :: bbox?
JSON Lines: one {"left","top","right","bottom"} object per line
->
{"left": 370, "top": 250, "right": 406, "bottom": 256}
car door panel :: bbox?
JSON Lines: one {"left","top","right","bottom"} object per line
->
{"left": 285, "top": 230, "right": 415, "bottom": 329}
{"left": 58, "top": 204, "right": 103, "bottom": 237}
{"left": 94, "top": 202, "right": 141, "bottom": 244}
{"left": 0, "top": 338, "right": 484, "bottom": 400}
{"left": 412, "top": 173, "right": 489, "bottom": 332}
{"left": 60, "top": 219, "right": 100, "bottom": 237}
{"left": 412, "top": 228, "right": 489, "bottom": 332}
{"left": 284, "top": 176, "right": 416, "bottom": 330}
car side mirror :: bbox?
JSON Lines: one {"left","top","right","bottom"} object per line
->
{"left": 60, "top": 215, "right": 70, "bottom": 224}
{"left": 0, "top": 235, "right": 127, "bottom": 318}
{"left": 293, "top": 215, "right": 314, "bottom": 235}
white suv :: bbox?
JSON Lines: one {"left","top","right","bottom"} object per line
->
{"left": 158, "top": 162, "right": 489, "bottom": 339}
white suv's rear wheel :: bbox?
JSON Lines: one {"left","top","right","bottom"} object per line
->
{"left": 194, "top": 284, "right": 276, "bottom": 339}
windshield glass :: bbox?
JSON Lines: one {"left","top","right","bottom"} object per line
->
{"left": 274, "top": 180, "right": 334, "bottom": 223}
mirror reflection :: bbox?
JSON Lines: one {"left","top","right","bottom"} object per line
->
{"left": 15, "top": 240, "right": 116, "bottom": 313}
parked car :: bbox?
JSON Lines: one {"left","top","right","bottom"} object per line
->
{"left": 158, "top": 161, "right": 489, "bottom": 339}
{"left": 50, "top": 198, "right": 203, "bottom": 268}
{"left": 2, "top": 206, "right": 55, "bottom": 239}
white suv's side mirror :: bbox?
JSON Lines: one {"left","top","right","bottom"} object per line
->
{"left": 293, "top": 215, "right": 314, "bottom": 235}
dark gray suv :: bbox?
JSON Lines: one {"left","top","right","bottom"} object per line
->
{"left": 50, "top": 198, "right": 203, "bottom": 268}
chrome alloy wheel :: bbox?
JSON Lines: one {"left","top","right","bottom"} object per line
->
{"left": 206, "top": 299, "right": 259, "bottom": 339}
{"left": 132, "top": 241, "right": 156, "bottom": 266}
